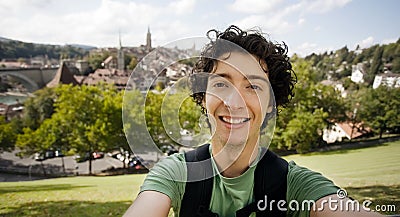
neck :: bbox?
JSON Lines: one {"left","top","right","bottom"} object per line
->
{"left": 211, "top": 138, "right": 259, "bottom": 178}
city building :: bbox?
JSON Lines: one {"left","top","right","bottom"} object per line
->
{"left": 46, "top": 62, "right": 79, "bottom": 88}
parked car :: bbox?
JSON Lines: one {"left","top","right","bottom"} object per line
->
{"left": 74, "top": 151, "right": 104, "bottom": 162}
{"left": 92, "top": 151, "right": 104, "bottom": 159}
{"left": 55, "top": 150, "right": 64, "bottom": 157}
{"left": 44, "top": 150, "right": 55, "bottom": 159}
{"left": 34, "top": 152, "right": 45, "bottom": 161}
{"left": 128, "top": 156, "right": 147, "bottom": 170}
{"left": 160, "top": 144, "right": 178, "bottom": 156}
{"left": 34, "top": 150, "right": 58, "bottom": 161}
{"left": 73, "top": 153, "right": 90, "bottom": 163}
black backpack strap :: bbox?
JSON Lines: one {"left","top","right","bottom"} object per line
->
{"left": 236, "top": 148, "right": 288, "bottom": 217}
{"left": 181, "top": 145, "right": 288, "bottom": 217}
{"left": 180, "top": 144, "right": 218, "bottom": 217}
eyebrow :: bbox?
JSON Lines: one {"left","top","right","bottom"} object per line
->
{"left": 209, "top": 73, "right": 269, "bottom": 84}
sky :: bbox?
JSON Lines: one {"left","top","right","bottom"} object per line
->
{"left": 0, "top": 0, "right": 399, "bottom": 57}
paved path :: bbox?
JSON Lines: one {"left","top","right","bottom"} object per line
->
{"left": 0, "top": 150, "right": 125, "bottom": 181}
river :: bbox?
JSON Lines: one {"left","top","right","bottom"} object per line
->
{"left": 0, "top": 93, "right": 29, "bottom": 105}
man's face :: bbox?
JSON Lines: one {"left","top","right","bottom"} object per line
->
{"left": 205, "top": 52, "right": 271, "bottom": 148}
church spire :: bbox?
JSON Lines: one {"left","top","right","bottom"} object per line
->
{"left": 119, "top": 30, "right": 122, "bottom": 49}
{"left": 117, "top": 31, "right": 124, "bottom": 70}
{"left": 146, "top": 26, "right": 152, "bottom": 52}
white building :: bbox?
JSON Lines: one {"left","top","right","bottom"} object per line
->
{"left": 372, "top": 71, "right": 400, "bottom": 89}
{"left": 351, "top": 63, "right": 366, "bottom": 83}
{"left": 323, "top": 122, "right": 371, "bottom": 144}
{"left": 320, "top": 80, "right": 347, "bottom": 98}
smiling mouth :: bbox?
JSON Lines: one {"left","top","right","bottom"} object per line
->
{"left": 219, "top": 116, "right": 250, "bottom": 124}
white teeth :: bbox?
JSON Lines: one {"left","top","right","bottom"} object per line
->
{"left": 222, "top": 116, "right": 249, "bottom": 124}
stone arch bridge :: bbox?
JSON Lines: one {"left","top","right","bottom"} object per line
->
{"left": 0, "top": 67, "right": 57, "bottom": 92}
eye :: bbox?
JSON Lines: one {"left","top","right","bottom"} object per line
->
{"left": 213, "top": 82, "right": 228, "bottom": 88}
{"left": 248, "top": 84, "right": 262, "bottom": 90}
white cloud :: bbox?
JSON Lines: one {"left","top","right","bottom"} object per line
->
{"left": 0, "top": 0, "right": 49, "bottom": 11}
{"left": 381, "top": 38, "right": 397, "bottom": 45}
{"left": 229, "top": 0, "right": 282, "bottom": 13}
{"left": 355, "top": 36, "right": 374, "bottom": 49}
{"left": 168, "top": 0, "right": 196, "bottom": 15}
{"left": 314, "top": 26, "right": 321, "bottom": 32}
{"left": 0, "top": 0, "right": 393, "bottom": 57}
{"left": 293, "top": 42, "right": 334, "bottom": 57}
{"left": 232, "top": 0, "right": 352, "bottom": 39}
{"left": 0, "top": 0, "right": 190, "bottom": 47}
{"left": 303, "top": 0, "right": 352, "bottom": 14}
{"left": 234, "top": 14, "right": 291, "bottom": 36}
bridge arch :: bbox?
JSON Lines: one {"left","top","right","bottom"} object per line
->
{"left": 1, "top": 71, "right": 40, "bottom": 92}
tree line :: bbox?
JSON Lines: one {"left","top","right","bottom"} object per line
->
{"left": 0, "top": 39, "right": 90, "bottom": 60}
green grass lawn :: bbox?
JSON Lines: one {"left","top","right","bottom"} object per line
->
{"left": 0, "top": 141, "right": 399, "bottom": 216}
{"left": 283, "top": 141, "right": 400, "bottom": 215}
{"left": 0, "top": 175, "right": 146, "bottom": 216}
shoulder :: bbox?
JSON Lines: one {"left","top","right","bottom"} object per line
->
{"left": 286, "top": 161, "right": 339, "bottom": 217}
{"left": 287, "top": 161, "right": 339, "bottom": 201}
{"left": 140, "top": 153, "right": 187, "bottom": 209}
{"left": 149, "top": 153, "right": 187, "bottom": 177}
{"left": 142, "top": 152, "right": 187, "bottom": 183}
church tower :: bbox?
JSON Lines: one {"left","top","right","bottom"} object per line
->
{"left": 146, "top": 26, "right": 152, "bottom": 52}
{"left": 117, "top": 31, "right": 125, "bottom": 70}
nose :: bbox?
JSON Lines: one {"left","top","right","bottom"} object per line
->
{"left": 223, "top": 88, "right": 246, "bottom": 110}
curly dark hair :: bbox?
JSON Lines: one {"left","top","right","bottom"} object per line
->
{"left": 190, "top": 25, "right": 297, "bottom": 113}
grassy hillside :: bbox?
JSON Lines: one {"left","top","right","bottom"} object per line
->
{"left": 284, "top": 141, "right": 400, "bottom": 214}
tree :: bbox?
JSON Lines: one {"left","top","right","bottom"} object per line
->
{"left": 22, "top": 87, "right": 56, "bottom": 130}
{"left": 129, "top": 87, "right": 202, "bottom": 151}
{"left": 17, "top": 117, "right": 70, "bottom": 174}
{"left": 281, "top": 108, "right": 327, "bottom": 153}
{"left": 334, "top": 46, "right": 349, "bottom": 67}
{"left": 123, "top": 89, "right": 148, "bottom": 156}
{"left": 290, "top": 58, "right": 347, "bottom": 122}
{"left": 16, "top": 84, "right": 129, "bottom": 174}
{"left": 356, "top": 86, "right": 400, "bottom": 138}
{"left": 127, "top": 55, "right": 138, "bottom": 70}
{"left": 369, "top": 46, "right": 384, "bottom": 75}
{"left": 53, "top": 84, "right": 126, "bottom": 174}
{"left": 0, "top": 116, "right": 20, "bottom": 152}
{"left": 87, "top": 51, "right": 110, "bottom": 70}
{"left": 271, "top": 59, "right": 346, "bottom": 153}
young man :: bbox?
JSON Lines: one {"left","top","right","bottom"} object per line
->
{"left": 124, "top": 26, "right": 383, "bottom": 217}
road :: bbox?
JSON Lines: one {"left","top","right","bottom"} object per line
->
{"left": 0, "top": 150, "right": 126, "bottom": 181}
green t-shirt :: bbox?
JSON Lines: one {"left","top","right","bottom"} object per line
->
{"left": 140, "top": 150, "right": 338, "bottom": 217}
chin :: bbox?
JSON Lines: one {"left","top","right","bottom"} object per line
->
{"left": 220, "top": 135, "right": 248, "bottom": 148}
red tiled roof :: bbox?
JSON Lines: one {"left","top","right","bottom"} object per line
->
{"left": 46, "top": 62, "right": 79, "bottom": 88}
{"left": 337, "top": 122, "right": 371, "bottom": 139}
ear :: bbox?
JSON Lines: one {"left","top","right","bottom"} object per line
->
{"left": 266, "top": 105, "right": 273, "bottom": 113}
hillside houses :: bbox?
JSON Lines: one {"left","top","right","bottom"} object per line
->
{"left": 372, "top": 70, "right": 400, "bottom": 89}
{"left": 322, "top": 122, "right": 372, "bottom": 143}
{"left": 351, "top": 63, "right": 367, "bottom": 83}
